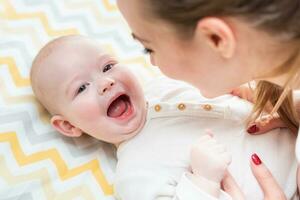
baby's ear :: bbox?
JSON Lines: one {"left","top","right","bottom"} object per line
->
{"left": 50, "top": 115, "right": 83, "bottom": 137}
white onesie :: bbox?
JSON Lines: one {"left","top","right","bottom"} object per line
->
{"left": 114, "top": 76, "right": 298, "bottom": 200}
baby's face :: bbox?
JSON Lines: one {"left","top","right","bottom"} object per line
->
{"left": 40, "top": 38, "right": 147, "bottom": 144}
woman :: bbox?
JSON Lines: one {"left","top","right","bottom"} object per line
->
{"left": 116, "top": 0, "right": 300, "bottom": 199}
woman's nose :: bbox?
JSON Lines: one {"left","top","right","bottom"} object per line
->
{"left": 98, "top": 78, "right": 115, "bottom": 95}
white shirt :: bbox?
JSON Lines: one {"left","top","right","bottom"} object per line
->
{"left": 114, "top": 76, "right": 298, "bottom": 200}
{"left": 292, "top": 91, "right": 300, "bottom": 163}
{"left": 297, "top": 133, "right": 300, "bottom": 161}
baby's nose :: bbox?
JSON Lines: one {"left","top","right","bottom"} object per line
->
{"left": 98, "top": 78, "right": 115, "bottom": 95}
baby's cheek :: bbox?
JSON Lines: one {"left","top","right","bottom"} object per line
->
{"left": 80, "top": 107, "right": 101, "bottom": 120}
{"left": 73, "top": 105, "right": 104, "bottom": 135}
{"left": 73, "top": 100, "right": 103, "bottom": 120}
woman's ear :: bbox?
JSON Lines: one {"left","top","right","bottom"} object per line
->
{"left": 195, "top": 17, "right": 236, "bottom": 58}
{"left": 50, "top": 115, "right": 83, "bottom": 137}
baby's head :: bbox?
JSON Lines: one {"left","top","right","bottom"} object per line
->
{"left": 31, "top": 35, "right": 147, "bottom": 144}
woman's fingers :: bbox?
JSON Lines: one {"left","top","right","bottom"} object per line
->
{"left": 223, "top": 154, "right": 287, "bottom": 200}
{"left": 250, "top": 154, "right": 287, "bottom": 200}
{"left": 247, "top": 116, "right": 286, "bottom": 134}
{"left": 221, "top": 171, "right": 245, "bottom": 200}
{"left": 231, "top": 85, "right": 254, "bottom": 103}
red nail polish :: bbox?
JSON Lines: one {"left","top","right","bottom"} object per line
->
{"left": 251, "top": 153, "right": 262, "bottom": 165}
{"left": 247, "top": 124, "right": 259, "bottom": 134}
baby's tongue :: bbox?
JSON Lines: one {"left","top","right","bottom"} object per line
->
{"left": 107, "top": 97, "right": 127, "bottom": 118}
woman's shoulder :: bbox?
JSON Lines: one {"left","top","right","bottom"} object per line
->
{"left": 296, "top": 129, "right": 300, "bottom": 162}
{"left": 143, "top": 75, "right": 203, "bottom": 102}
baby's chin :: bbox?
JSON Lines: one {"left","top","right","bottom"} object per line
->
{"left": 106, "top": 129, "right": 141, "bottom": 147}
{"left": 112, "top": 104, "right": 147, "bottom": 145}
{"left": 115, "top": 131, "right": 139, "bottom": 145}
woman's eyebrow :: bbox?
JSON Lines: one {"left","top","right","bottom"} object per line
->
{"left": 131, "top": 33, "right": 150, "bottom": 43}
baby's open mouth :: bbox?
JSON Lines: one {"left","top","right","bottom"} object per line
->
{"left": 107, "top": 94, "right": 133, "bottom": 119}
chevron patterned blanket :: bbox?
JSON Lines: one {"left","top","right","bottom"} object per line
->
{"left": 0, "top": 0, "right": 158, "bottom": 199}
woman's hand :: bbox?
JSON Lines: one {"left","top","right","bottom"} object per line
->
{"left": 246, "top": 115, "right": 286, "bottom": 134}
{"left": 231, "top": 84, "right": 255, "bottom": 103}
{"left": 222, "top": 153, "right": 287, "bottom": 200}
{"left": 231, "top": 85, "right": 287, "bottom": 135}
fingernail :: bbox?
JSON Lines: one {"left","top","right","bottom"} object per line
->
{"left": 247, "top": 124, "right": 259, "bottom": 134}
{"left": 251, "top": 153, "right": 262, "bottom": 165}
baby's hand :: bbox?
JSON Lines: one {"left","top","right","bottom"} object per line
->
{"left": 190, "top": 133, "right": 231, "bottom": 184}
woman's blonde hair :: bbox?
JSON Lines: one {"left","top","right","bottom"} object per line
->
{"left": 253, "top": 48, "right": 300, "bottom": 134}
{"left": 142, "top": 0, "right": 300, "bottom": 133}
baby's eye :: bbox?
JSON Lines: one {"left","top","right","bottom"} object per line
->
{"left": 77, "top": 83, "right": 89, "bottom": 95}
{"left": 143, "top": 48, "right": 153, "bottom": 55}
{"left": 103, "top": 64, "right": 114, "bottom": 73}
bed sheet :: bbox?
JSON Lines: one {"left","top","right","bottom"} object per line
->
{"left": 0, "top": 0, "right": 159, "bottom": 199}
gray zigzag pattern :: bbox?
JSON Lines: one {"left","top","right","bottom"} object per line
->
{"left": 23, "top": 0, "right": 140, "bottom": 52}
{"left": 0, "top": 111, "right": 112, "bottom": 157}
{"left": 0, "top": 42, "right": 33, "bottom": 69}
{"left": 1, "top": 193, "right": 33, "bottom": 200}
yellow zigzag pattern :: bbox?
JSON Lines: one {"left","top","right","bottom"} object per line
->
{"left": 64, "top": 0, "right": 120, "bottom": 25}
{"left": 0, "top": 0, "right": 78, "bottom": 36}
{"left": 0, "top": 0, "right": 155, "bottom": 198}
{"left": 102, "top": 0, "right": 118, "bottom": 11}
{"left": 0, "top": 155, "right": 97, "bottom": 200}
{"left": 0, "top": 77, "right": 50, "bottom": 124}
{"left": 0, "top": 56, "right": 30, "bottom": 87}
{"left": 0, "top": 21, "right": 42, "bottom": 48}
{"left": 0, "top": 132, "right": 113, "bottom": 195}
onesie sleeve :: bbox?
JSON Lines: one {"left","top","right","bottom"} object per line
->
{"left": 114, "top": 171, "right": 232, "bottom": 200}
{"left": 175, "top": 173, "right": 232, "bottom": 200}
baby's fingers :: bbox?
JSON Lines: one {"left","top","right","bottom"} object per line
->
{"left": 212, "top": 144, "right": 227, "bottom": 153}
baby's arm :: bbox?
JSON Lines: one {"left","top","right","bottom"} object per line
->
{"left": 177, "top": 133, "right": 232, "bottom": 199}
{"left": 114, "top": 134, "right": 232, "bottom": 200}
{"left": 114, "top": 170, "right": 233, "bottom": 200}
{"left": 114, "top": 133, "right": 233, "bottom": 200}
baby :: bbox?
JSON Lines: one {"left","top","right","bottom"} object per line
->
{"left": 30, "top": 35, "right": 298, "bottom": 200}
